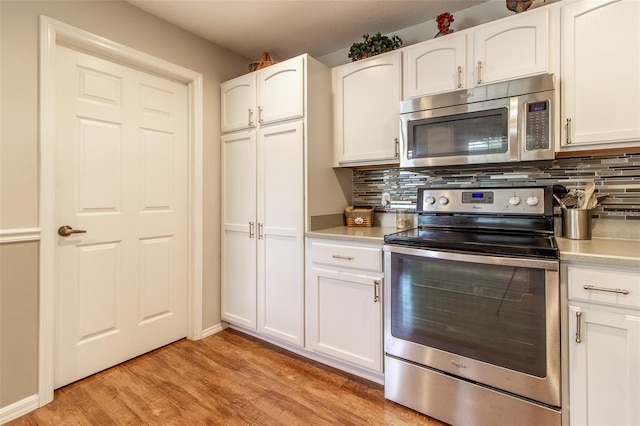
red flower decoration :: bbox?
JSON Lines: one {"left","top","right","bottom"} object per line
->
{"left": 436, "top": 12, "right": 455, "bottom": 35}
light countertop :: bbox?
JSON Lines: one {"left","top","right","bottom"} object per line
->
{"left": 307, "top": 226, "right": 640, "bottom": 269}
{"left": 556, "top": 237, "right": 640, "bottom": 268}
{"left": 306, "top": 226, "right": 396, "bottom": 244}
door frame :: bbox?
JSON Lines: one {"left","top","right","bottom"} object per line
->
{"left": 38, "top": 16, "right": 204, "bottom": 406}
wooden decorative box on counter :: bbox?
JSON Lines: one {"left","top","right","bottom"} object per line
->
{"left": 345, "top": 206, "right": 374, "bottom": 227}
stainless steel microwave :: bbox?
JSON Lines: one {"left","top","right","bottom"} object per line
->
{"left": 400, "top": 74, "right": 555, "bottom": 168}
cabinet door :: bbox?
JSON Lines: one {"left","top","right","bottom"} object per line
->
{"left": 221, "top": 131, "right": 257, "bottom": 328}
{"left": 333, "top": 51, "right": 401, "bottom": 166}
{"left": 220, "top": 73, "right": 256, "bottom": 133}
{"left": 403, "top": 32, "right": 467, "bottom": 99}
{"left": 569, "top": 305, "right": 640, "bottom": 426}
{"left": 257, "top": 56, "right": 304, "bottom": 125}
{"left": 473, "top": 8, "right": 549, "bottom": 85}
{"left": 561, "top": 0, "right": 640, "bottom": 147}
{"left": 307, "top": 267, "right": 383, "bottom": 372}
{"left": 257, "top": 121, "right": 305, "bottom": 346}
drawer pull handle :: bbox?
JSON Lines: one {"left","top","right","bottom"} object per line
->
{"left": 374, "top": 280, "right": 380, "bottom": 303}
{"left": 583, "top": 284, "right": 629, "bottom": 295}
{"left": 332, "top": 254, "right": 354, "bottom": 261}
{"left": 575, "top": 311, "right": 582, "bottom": 344}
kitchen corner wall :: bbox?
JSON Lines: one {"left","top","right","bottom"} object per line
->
{"left": 353, "top": 152, "right": 640, "bottom": 222}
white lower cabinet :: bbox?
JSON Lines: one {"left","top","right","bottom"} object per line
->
{"left": 306, "top": 239, "right": 383, "bottom": 373}
{"left": 566, "top": 263, "right": 640, "bottom": 426}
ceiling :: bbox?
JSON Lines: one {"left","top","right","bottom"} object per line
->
{"left": 125, "top": 0, "right": 488, "bottom": 62}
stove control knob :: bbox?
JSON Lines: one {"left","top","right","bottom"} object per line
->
{"left": 526, "top": 196, "right": 539, "bottom": 206}
{"left": 438, "top": 196, "right": 449, "bottom": 205}
{"left": 508, "top": 196, "right": 521, "bottom": 206}
{"left": 425, "top": 196, "right": 436, "bottom": 205}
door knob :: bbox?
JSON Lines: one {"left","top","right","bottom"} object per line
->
{"left": 58, "top": 225, "right": 87, "bottom": 237}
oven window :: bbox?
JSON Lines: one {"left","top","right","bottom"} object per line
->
{"left": 390, "top": 253, "right": 547, "bottom": 377}
{"left": 408, "top": 108, "right": 508, "bottom": 159}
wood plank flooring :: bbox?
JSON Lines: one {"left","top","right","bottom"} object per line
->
{"left": 9, "top": 329, "right": 445, "bottom": 425}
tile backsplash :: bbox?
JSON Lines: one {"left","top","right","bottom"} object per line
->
{"left": 352, "top": 152, "right": 640, "bottom": 221}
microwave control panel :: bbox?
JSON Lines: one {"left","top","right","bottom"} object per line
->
{"left": 525, "top": 100, "right": 550, "bottom": 151}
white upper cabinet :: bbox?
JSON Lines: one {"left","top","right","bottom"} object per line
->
{"left": 403, "top": 32, "right": 467, "bottom": 99}
{"left": 333, "top": 51, "right": 401, "bottom": 166}
{"left": 561, "top": 0, "right": 640, "bottom": 149}
{"left": 472, "top": 7, "right": 551, "bottom": 86}
{"left": 220, "top": 73, "right": 256, "bottom": 133}
{"left": 220, "top": 56, "right": 304, "bottom": 133}
{"left": 257, "top": 56, "right": 304, "bottom": 125}
{"left": 403, "top": 7, "right": 554, "bottom": 100}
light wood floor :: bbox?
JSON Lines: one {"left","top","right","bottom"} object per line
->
{"left": 9, "top": 329, "right": 445, "bottom": 425}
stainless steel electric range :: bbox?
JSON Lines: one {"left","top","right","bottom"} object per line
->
{"left": 383, "top": 186, "right": 561, "bottom": 426}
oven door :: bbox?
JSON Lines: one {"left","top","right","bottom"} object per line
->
{"left": 383, "top": 244, "right": 560, "bottom": 407}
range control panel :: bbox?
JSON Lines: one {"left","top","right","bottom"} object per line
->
{"left": 418, "top": 187, "right": 550, "bottom": 215}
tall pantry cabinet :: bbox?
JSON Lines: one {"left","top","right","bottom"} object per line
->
{"left": 220, "top": 54, "right": 344, "bottom": 347}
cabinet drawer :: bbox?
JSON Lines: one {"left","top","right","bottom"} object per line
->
{"left": 310, "top": 242, "right": 382, "bottom": 272}
{"left": 567, "top": 265, "right": 640, "bottom": 309}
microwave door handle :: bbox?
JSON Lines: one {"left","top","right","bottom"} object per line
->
{"left": 510, "top": 97, "right": 521, "bottom": 161}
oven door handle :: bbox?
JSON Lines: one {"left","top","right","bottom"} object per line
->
{"left": 383, "top": 244, "right": 558, "bottom": 271}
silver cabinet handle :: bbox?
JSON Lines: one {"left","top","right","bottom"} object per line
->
{"left": 566, "top": 118, "right": 572, "bottom": 145}
{"left": 374, "top": 279, "right": 381, "bottom": 302}
{"left": 258, "top": 106, "right": 264, "bottom": 123}
{"left": 248, "top": 108, "right": 254, "bottom": 126}
{"left": 257, "top": 222, "right": 264, "bottom": 239}
{"left": 477, "top": 61, "right": 483, "bottom": 84}
{"left": 583, "top": 284, "right": 629, "bottom": 295}
{"left": 394, "top": 138, "right": 399, "bottom": 158}
{"left": 58, "top": 225, "right": 87, "bottom": 237}
{"left": 332, "top": 254, "right": 354, "bottom": 261}
{"left": 575, "top": 311, "right": 582, "bottom": 343}
{"left": 249, "top": 221, "right": 254, "bottom": 238}
{"left": 457, "top": 65, "right": 462, "bottom": 88}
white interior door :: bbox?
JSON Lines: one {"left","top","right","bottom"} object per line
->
{"left": 54, "top": 45, "right": 188, "bottom": 388}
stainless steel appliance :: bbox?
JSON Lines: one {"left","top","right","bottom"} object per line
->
{"left": 383, "top": 186, "right": 561, "bottom": 426}
{"left": 400, "top": 74, "right": 555, "bottom": 168}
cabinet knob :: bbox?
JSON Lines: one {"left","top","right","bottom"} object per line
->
{"left": 477, "top": 61, "right": 483, "bottom": 85}
{"left": 566, "top": 118, "right": 572, "bottom": 145}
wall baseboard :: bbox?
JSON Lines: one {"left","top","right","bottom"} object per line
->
{"left": 201, "top": 322, "right": 227, "bottom": 339}
{"left": 0, "top": 394, "right": 39, "bottom": 425}
{"left": 0, "top": 228, "right": 41, "bottom": 244}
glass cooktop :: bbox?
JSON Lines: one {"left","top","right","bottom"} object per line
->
{"left": 384, "top": 226, "right": 559, "bottom": 259}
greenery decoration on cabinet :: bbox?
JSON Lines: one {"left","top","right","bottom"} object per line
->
{"left": 348, "top": 32, "right": 403, "bottom": 61}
